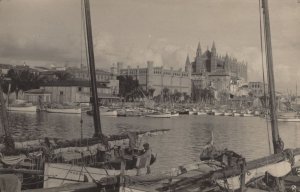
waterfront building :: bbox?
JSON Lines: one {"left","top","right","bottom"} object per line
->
{"left": 186, "top": 42, "right": 248, "bottom": 100}
{"left": 24, "top": 89, "right": 52, "bottom": 105}
{"left": 41, "top": 80, "right": 119, "bottom": 104}
{"left": 67, "top": 67, "right": 119, "bottom": 96}
{"left": 115, "top": 61, "right": 192, "bottom": 97}
{"left": 248, "top": 81, "right": 268, "bottom": 97}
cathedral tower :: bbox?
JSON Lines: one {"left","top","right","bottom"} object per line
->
{"left": 210, "top": 41, "right": 217, "bottom": 72}
{"left": 195, "top": 42, "right": 206, "bottom": 74}
{"left": 196, "top": 42, "right": 202, "bottom": 57}
{"left": 185, "top": 54, "right": 191, "bottom": 72}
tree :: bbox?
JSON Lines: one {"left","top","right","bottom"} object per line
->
{"left": 117, "top": 75, "right": 139, "bottom": 101}
{"left": 172, "top": 91, "right": 182, "bottom": 103}
{"left": 54, "top": 71, "right": 73, "bottom": 81}
{"left": 198, "top": 87, "right": 215, "bottom": 104}
{"left": 3, "top": 69, "right": 46, "bottom": 99}
{"left": 147, "top": 88, "right": 155, "bottom": 99}
{"left": 162, "top": 87, "right": 170, "bottom": 102}
{"left": 218, "top": 90, "right": 230, "bottom": 104}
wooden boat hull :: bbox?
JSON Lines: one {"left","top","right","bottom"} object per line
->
{"left": 46, "top": 108, "right": 81, "bottom": 114}
{"left": 119, "top": 161, "right": 222, "bottom": 192}
{"left": 170, "top": 113, "right": 179, "bottom": 117}
{"left": 242, "top": 113, "right": 254, "bottom": 117}
{"left": 254, "top": 111, "right": 261, "bottom": 116}
{"left": 216, "top": 161, "right": 292, "bottom": 190}
{"left": 232, "top": 113, "right": 241, "bottom": 117}
{"left": 8, "top": 106, "right": 37, "bottom": 112}
{"left": 118, "top": 150, "right": 300, "bottom": 192}
{"left": 178, "top": 111, "right": 192, "bottom": 115}
{"left": 195, "top": 112, "right": 207, "bottom": 115}
{"left": 145, "top": 114, "right": 171, "bottom": 118}
{"left": 224, "top": 112, "right": 232, "bottom": 116}
{"left": 277, "top": 118, "right": 300, "bottom": 122}
{"left": 87, "top": 110, "right": 118, "bottom": 116}
{"left": 214, "top": 112, "right": 224, "bottom": 116}
{"left": 101, "top": 110, "right": 118, "bottom": 116}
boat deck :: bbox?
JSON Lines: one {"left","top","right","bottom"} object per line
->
{"left": 121, "top": 161, "right": 221, "bottom": 192}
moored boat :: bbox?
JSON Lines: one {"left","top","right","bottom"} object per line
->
{"left": 87, "top": 109, "right": 118, "bottom": 116}
{"left": 101, "top": 110, "right": 118, "bottom": 116}
{"left": 223, "top": 111, "right": 233, "bottom": 116}
{"left": 170, "top": 112, "right": 179, "bottom": 117}
{"left": 277, "top": 117, "right": 300, "bottom": 122}
{"left": 232, "top": 112, "right": 242, "bottom": 117}
{"left": 145, "top": 112, "right": 171, "bottom": 118}
{"left": 277, "top": 112, "right": 300, "bottom": 122}
{"left": 254, "top": 110, "right": 261, "bottom": 116}
{"left": 8, "top": 105, "right": 37, "bottom": 112}
{"left": 178, "top": 109, "right": 193, "bottom": 115}
{"left": 8, "top": 100, "right": 37, "bottom": 112}
{"left": 46, "top": 107, "right": 81, "bottom": 114}
{"left": 194, "top": 111, "right": 207, "bottom": 115}
{"left": 242, "top": 113, "right": 254, "bottom": 117}
{"left": 214, "top": 111, "right": 224, "bottom": 116}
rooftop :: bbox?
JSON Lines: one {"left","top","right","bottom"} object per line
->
{"left": 24, "top": 89, "right": 51, "bottom": 94}
{"left": 41, "top": 80, "right": 109, "bottom": 88}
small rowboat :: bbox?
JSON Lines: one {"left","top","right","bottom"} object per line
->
{"left": 8, "top": 105, "right": 37, "bottom": 112}
{"left": 46, "top": 108, "right": 81, "bottom": 114}
{"left": 145, "top": 112, "right": 171, "bottom": 118}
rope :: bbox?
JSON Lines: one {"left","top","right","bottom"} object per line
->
{"left": 78, "top": 165, "right": 85, "bottom": 182}
{"left": 60, "top": 164, "right": 74, "bottom": 185}
{"left": 83, "top": 165, "right": 98, "bottom": 183}
{"left": 259, "top": 0, "right": 272, "bottom": 155}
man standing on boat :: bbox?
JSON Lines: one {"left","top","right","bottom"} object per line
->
{"left": 136, "top": 143, "right": 152, "bottom": 175}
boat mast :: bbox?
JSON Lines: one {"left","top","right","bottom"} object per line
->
{"left": 261, "top": 0, "right": 283, "bottom": 154}
{"left": 296, "top": 83, "right": 297, "bottom": 105}
{"left": 0, "top": 76, "right": 15, "bottom": 153}
{"left": 83, "top": 0, "right": 102, "bottom": 137}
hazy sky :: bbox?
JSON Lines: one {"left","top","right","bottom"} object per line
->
{"left": 0, "top": 0, "right": 299, "bottom": 91}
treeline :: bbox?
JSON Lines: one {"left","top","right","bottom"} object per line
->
{"left": 1, "top": 69, "right": 73, "bottom": 98}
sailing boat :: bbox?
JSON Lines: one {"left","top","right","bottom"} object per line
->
{"left": 112, "top": 0, "right": 300, "bottom": 191}
{"left": 41, "top": 0, "right": 161, "bottom": 187}
{"left": 0, "top": 0, "right": 165, "bottom": 190}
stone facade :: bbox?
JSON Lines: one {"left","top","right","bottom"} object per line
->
{"left": 116, "top": 61, "right": 192, "bottom": 96}
{"left": 188, "top": 42, "right": 247, "bottom": 80}
{"left": 41, "top": 81, "right": 114, "bottom": 104}
{"left": 248, "top": 81, "right": 268, "bottom": 97}
{"left": 186, "top": 42, "right": 248, "bottom": 98}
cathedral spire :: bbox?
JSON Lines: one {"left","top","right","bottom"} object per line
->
{"left": 185, "top": 54, "right": 191, "bottom": 73}
{"left": 185, "top": 54, "right": 190, "bottom": 65}
{"left": 211, "top": 41, "right": 216, "bottom": 55}
{"left": 196, "top": 42, "right": 202, "bottom": 56}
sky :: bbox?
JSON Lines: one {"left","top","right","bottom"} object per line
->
{"left": 0, "top": 0, "right": 299, "bottom": 91}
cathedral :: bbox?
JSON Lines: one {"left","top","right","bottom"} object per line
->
{"left": 185, "top": 42, "right": 248, "bottom": 96}
{"left": 185, "top": 42, "right": 247, "bottom": 80}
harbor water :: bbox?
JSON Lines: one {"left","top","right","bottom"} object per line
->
{"left": 5, "top": 111, "right": 300, "bottom": 172}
